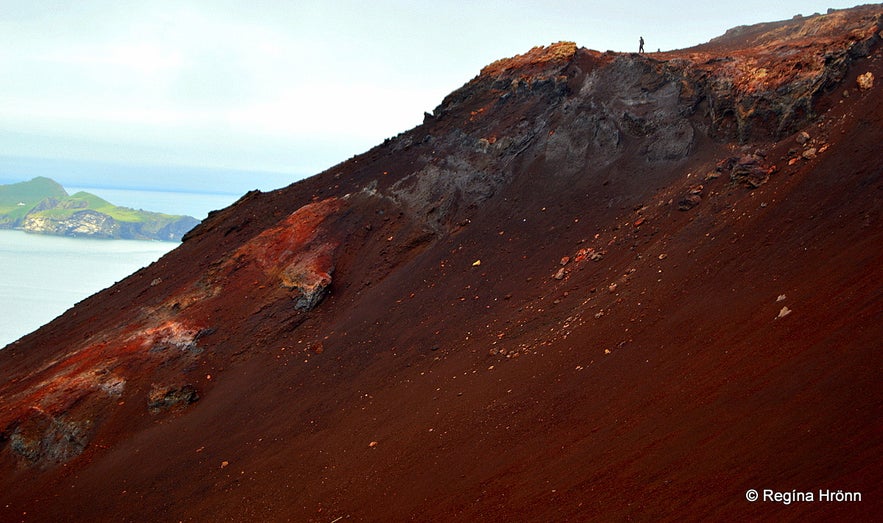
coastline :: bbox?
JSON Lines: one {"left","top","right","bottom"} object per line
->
{"left": 0, "top": 185, "right": 238, "bottom": 347}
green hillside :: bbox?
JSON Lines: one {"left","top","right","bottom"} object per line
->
{"left": 47, "top": 191, "right": 180, "bottom": 224}
{"left": 0, "top": 177, "right": 69, "bottom": 224}
{"left": 0, "top": 177, "right": 200, "bottom": 241}
{"left": 0, "top": 176, "right": 68, "bottom": 205}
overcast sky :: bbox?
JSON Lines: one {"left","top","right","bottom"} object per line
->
{"left": 0, "top": 0, "right": 862, "bottom": 183}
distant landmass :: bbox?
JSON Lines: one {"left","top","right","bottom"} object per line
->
{"left": 0, "top": 177, "right": 199, "bottom": 241}
{"left": 0, "top": 7, "right": 881, "bottom": 521}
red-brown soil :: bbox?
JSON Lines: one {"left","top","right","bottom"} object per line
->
{"left": 1, "top": 5, "right": 881, "bottom": 521}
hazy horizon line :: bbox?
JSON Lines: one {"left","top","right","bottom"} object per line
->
{"left": 0, "top": 154, "right": 308, "bottom": 195}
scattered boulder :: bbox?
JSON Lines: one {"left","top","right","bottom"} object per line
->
{"left": 857, "top": 72, "right": 874, "bottom": 90}
{"left": 678, "top": 194, "right": 702, "bottom": 211}
{"left": 796, "top": 131, "right": 811, "bottom": 144}
{"left": 722, "top": 154, "right": 775, "bottom": 188}
{"left": 678, "top": 186, "right": 704, "bottom": 211}
{"left": 707, "top": 156, "right": 736, "bottom": 180}
{"left": 148, "top": 384, "right": 199, "bottom": 413}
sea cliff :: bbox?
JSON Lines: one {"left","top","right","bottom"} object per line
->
{"left": 0, "top": 177, "right": 199, "bottom": 241}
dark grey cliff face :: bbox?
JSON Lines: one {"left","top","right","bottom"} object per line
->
{"left": 364, "top": 13, "right": 881, "bottom": 234}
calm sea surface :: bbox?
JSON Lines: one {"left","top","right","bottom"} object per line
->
{"left": 0, "top": 188, "right": 241, "bottom": 348}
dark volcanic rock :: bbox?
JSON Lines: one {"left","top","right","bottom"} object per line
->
{"left": 678, "top": 185, "right": 704, "bottom": 211}
{"left": 0, "top": 6, "right": 881, "bottom": 522}
{"left": 147, "top": 384, "right": 199, "bottom": 413}
{"left": 729, "top": 153, "right": 776, "bottom": 188}
{"left": 8, "top": 409, "right": 90, "bottom": 467}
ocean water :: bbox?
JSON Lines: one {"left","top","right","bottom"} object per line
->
{"left": 0, "top": 188, "right": 242, "bottom": 348}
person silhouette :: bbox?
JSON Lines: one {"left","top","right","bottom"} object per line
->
{"left": 639, "top": 36, "right": 645, "bottom": 53}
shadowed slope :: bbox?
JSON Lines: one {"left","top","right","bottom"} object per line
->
{"left": 1, "top": 5, "right": 881, "bottom": 521}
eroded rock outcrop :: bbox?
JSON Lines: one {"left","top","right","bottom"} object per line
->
{"left": 0, "top": 6, "right": 880, "bottom": 521}
{"left": 223, "top": 197, "right": 343, "bottom": 311}
{"left": 0, "top": 320, "right": 207, "bottom": 467}
{"left": 383, "top": 14, "right": 881, "bottom": 233}
{"left": 687, "top": 8, "right": 882, "bottom": 140}
{"left": 8, "top": 409, "right": 91, "bottom": 466}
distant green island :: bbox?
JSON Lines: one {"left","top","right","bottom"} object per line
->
{"left": 0, "top": 177, "right": 199, "bottom": 241}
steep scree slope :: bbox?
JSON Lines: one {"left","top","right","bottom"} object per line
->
{"left": 1, "top": 5, "right": 881, "bottom": 521}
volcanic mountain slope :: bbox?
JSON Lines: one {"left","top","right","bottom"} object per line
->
{"left": 1, "top": 5, "right": 881, "bottom": 521}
